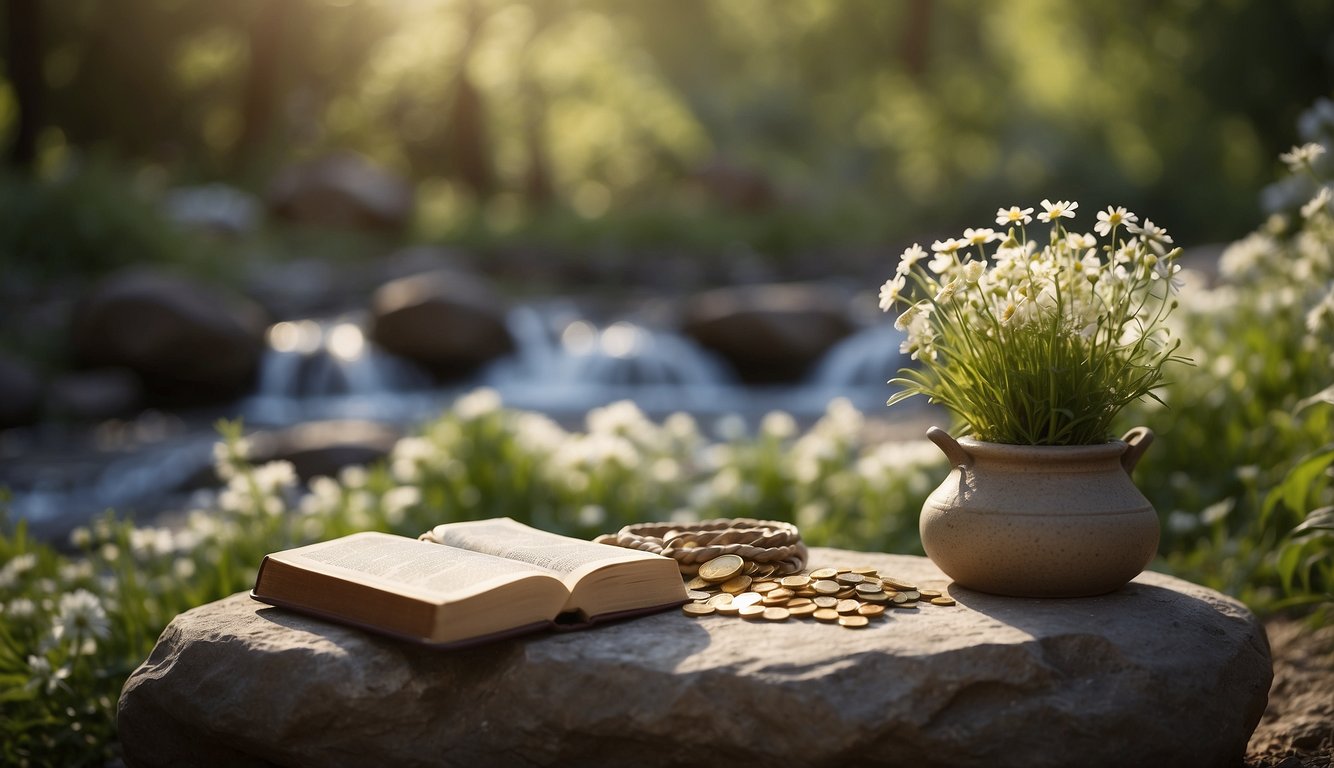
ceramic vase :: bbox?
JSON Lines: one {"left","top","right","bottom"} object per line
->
{"left": 919, "top": 426, "right": 1159, "bottom": 598}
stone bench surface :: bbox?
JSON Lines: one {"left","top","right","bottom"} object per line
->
{"left": 117, "top": 548, "right": 1272, "bottom": 768}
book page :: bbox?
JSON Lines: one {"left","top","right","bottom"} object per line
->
{"left": 287, "top": 533, "right": 555, "bottom": 601}
{"left": 429, "top": 518, "right": 662, "bottom": 583}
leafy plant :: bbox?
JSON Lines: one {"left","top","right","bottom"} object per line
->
{"left": 881, "top": 199, "right": 1187, "bottom": 445}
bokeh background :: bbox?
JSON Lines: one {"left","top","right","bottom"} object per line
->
{"left": 2, "top": 1, "right": 1334, "bottom": 763}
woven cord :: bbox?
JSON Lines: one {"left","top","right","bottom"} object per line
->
{"left": 594, "top": 518, "right": 808, "bottom": 576}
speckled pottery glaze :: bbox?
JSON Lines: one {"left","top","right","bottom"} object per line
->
{"left": 920, "top": 426, "right": 1159, "bottom": 598}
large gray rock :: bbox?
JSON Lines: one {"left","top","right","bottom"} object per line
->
{"left": 118, "top": 549, "right": 1271, "bottom": 768}
{"left": 268, "top": 152, "right": 414, "bottom": 231}
{"left": 0, "top": 352, "right": 42, "bottom": 428}
{"left": 71, "top": 270, "right": 267, "bottom": 402}
{"left": 369, "top": 269, "right": 514, "bottom": 379}
{"left": 681, "top": 283, "right": 857, "bottom": 383}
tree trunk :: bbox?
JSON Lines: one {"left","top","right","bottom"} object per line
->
{"left": 6, "top": 0, "right": 42, "bottom": 170}
{"left": 235, "top": 1, "right": 294, "bottom": 175}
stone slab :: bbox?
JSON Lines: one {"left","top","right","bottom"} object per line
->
{"left": 118, "top": 548, "right": 1272, "bottom": 768}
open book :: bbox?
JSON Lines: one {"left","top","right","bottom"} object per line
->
{"left": 250, "top": 518, "right": 687, "bottom": 647}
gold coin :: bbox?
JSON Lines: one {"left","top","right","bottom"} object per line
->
{"left": 835, "top": 566, "right": 852, "bottom": 574}
{"left": 686, "top": 577, "right": 712, "bottom": 591}
{"left": 918, "top": 588, "right": 942, "bottom": 599}
{"left": 930, "top": 596, "right": 957, "bottom": 606}
{"left": 762, "top": 607, "right": 791, "bottom": 622}
{"left": 857, "top": 604, "right": 886, "bottom": 617}
{"left": 902, "top": 591, "right": 921, "bottom": 601}
{"left": 699, "top": 554, "right": 745, "bottom": 583}
{"left": 721, "top": 574, "right": 753, "bottom": 594}
{"left": 813, "top": 608, "right": 840, "bottom": 622}
{"left": 682, "top": 603, "right": 715, "bottom": 617}
{"left": 732, "top": 592, "right": 764, "bottom": 608}
{"left": 752, "top": 581, "right": 779, "bottom": 594}
{"left": 836, "top": 572, "right": 865, "bottom": 585}
{"left": 851, "top": 566, "right": 878, "bottom": 576}
{"left": 706, "top": 593, "right": 734, "bottom": 607}
{"left": 838, "top": 615, "right": 870, "bottom": 628}
{"left": 855, "top": 583, "right": 882, "bottom": 594}
{"left": 687, "top": 590, "right": 712, "bottom": 601}
{"left": 881, "top": 577, "right": 916, "bottom": 591}
{"left": 781, "top": 575, "right": 812, "bottom": 589}
{"left": 739, "top": 604, "right": 767, "bottom": 619}
{"left": 812, "top": 580, "right": 841, "bottom": 595}
{"left": 809, "top": 568, "right": 838, "bottom": 580}
{"left": 767, "top": 588, "right": 795, "bottom": 601}
{"left": 788, "top": 603, "right": 818, "bottom": 617}
{"left": 859, "top": 591, "right": 889, "bottom": 603}
{"left": 836, "top": 599, "right": 860, "bottom": 614}
{"left": 785, "top": 597, "right": 813, "bottom": 608}
{"left": 813, "top": 596, "right": 839, "bottom": 608}
{"left": 836, "top": 588, "right": 857, "bottom": 599}
{"left": 744, "top": 561, "right": 759, "bottom": 575}
{"left": 753, "top": 563, "right": 778, "bottom": 578}
{"left": 762, "top": 594, "right": 791, "bottom": 606}
{"left": 892, "top": 592, "right": 911, "bottom": 604}
{"left": 795, "top": 588, "right": 819, "bottom": 598}
{"left": 716, "top": 602, "right": 743, "bottom": 616}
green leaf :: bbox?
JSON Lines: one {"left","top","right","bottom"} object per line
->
{"left": 1292, "top": 506, "right": 1334, "bottom": 536}
{"left": 1277, "top": 543, "right": 1304, "bottom": 594}
{"left": 1262, "top": 446, "right": 1334, "bottom": 529}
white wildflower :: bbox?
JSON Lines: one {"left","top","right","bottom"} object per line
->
{"left": 760, "top": 410, "right": 797, "bottom": 440}
{"left": 1307, "top": 288, "right": 1334, "bottom": 335}
{"left": 587, "top": 400, "right": 649, "bottom": 437}
{"left": 931, "top": 237, "right": 964, "bottom": 255}
{"left": 53, "top": 589, "right": 110, "bottom": 646}
{"left": 961, "top": 259, "right": 987, "bottom": 284}
{"left": 1301, "top": 186, "right": 1332, "bottom": 219}
{"left": 962, "top": 227, "right": 998, "bottom": 247}
{"left": 934, "top": 277, "right": 961, "bottom": 304}
{"left": 453, "top": 388, "right": 502, "bottom": 420}
{"left": 713, "top": 414, "right": 747, "bottom": 442}
{"left": 1094, "top": 206, "right": 1137, "bottom": 237}
{"left": 382, "top": 486, "right": 422, "bottom": 525}
{"left": 1065, "top": 231, "right": 1097, "bottom": 251}
{"left": 896, "top": 243, "right": 929, "bottom": 276}
{"left": 7, "top": 598, "right": 37, "bottom": 618}
{"left": 338, "top": 465, "right": 368, "bottom": 489}
{"left": 878, "top": 275, "right": 907, "bottom": 311}
{"left": 0, "top": 552, "right": 38, "bottom": 589}
{"left": 1280, "top": 142, "right": 1326, "bottom": 172}
{"left": 576, "top": 505, "right": 607, "bottom": 529}
{"left": 1037, "top": 198, "right": 1078, "bottom": 223}
{"left": 995, "top": 206, "right": 1034, "bottom": 226}
{"left": 650, "top": 457, "right": 681, "bottom": 484}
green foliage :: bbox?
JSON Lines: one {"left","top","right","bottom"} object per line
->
{"left": 0, "top": 162, "right": 220, "bottom": 285}
{"left": 1121, "top": 143, "right": 1334, "bottom": 607}
{"left": 7, "top": 0, "right": 1333, "bottom": 245}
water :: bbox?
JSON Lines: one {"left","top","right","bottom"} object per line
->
{"left": 7, "top": 304, "right": 913, "bottom": 540}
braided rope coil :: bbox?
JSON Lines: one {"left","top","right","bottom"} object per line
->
{"left": 595, "top": 518, "right": 808, "bottom": 576}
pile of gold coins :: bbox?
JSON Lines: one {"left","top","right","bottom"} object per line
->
{"left": 680, "top": 553, "right": 955, "bottom": 629}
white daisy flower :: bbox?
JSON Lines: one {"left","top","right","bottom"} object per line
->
{"left": 1280, "top": 142, "right": 1326, "bottom": 172}
{"left": 1301, "top": 186, "right": 1331, "bottom": 219}
{"left": 1037, "top": 199, "right": 1078, "bottom": 222}
{"left": 878, "top": 275, "right": 907, "bottom": 311}
{"left": 962, "top": 227, "right": 999, "bottom": 246}
{"left": 995, "top": 206, "right": 1034, "bottom": 226}
{"left": 1094, "top": 206, "right": 1137, "bottom": 236}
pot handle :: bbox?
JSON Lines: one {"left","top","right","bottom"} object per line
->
{"left": 927, "top": 426, "right": 972, "bottom": 468}
{"left": 1120, "top": 426, "right": 1155, "bottom": 474}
